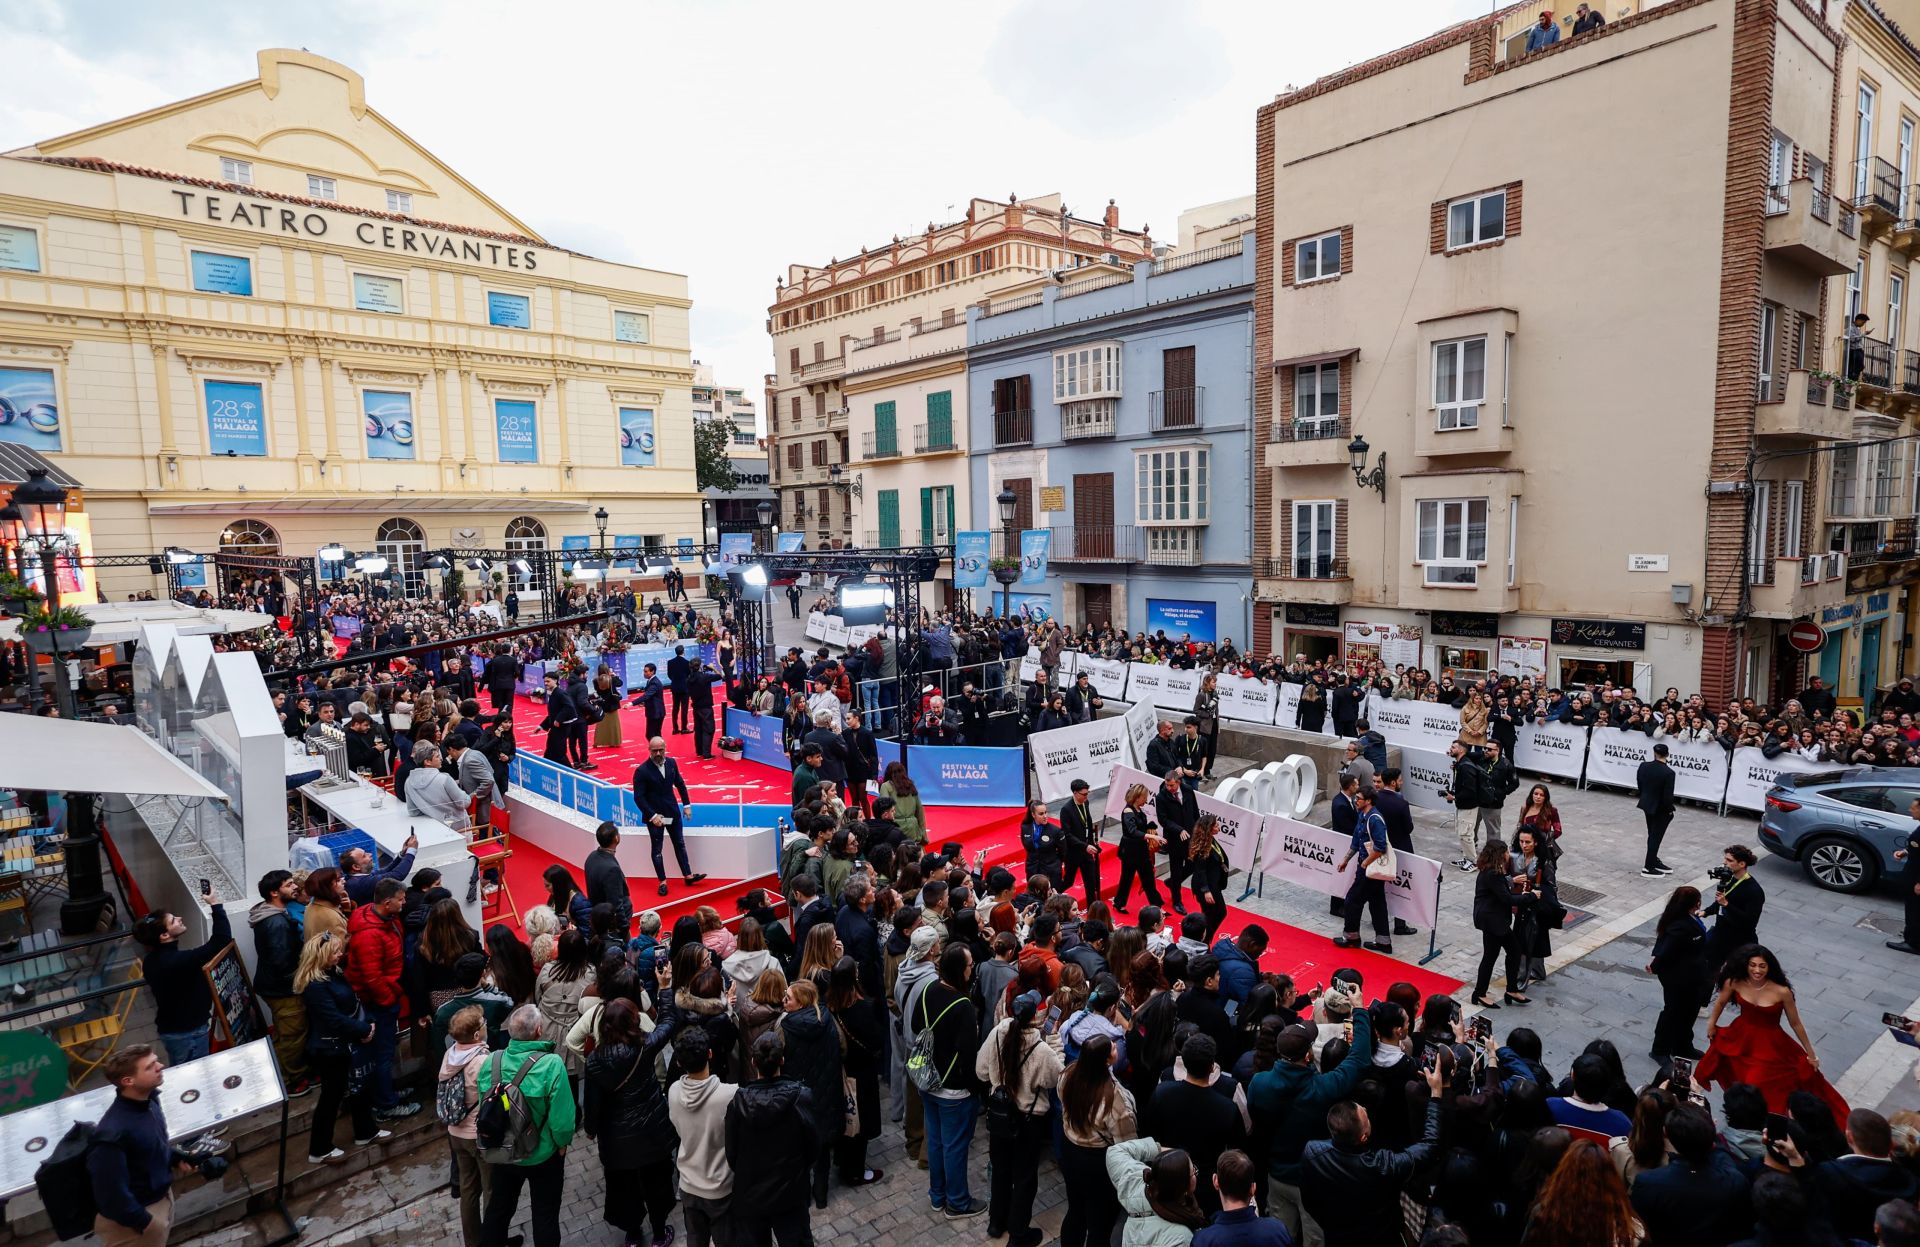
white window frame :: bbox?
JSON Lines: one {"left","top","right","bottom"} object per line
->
{"left": 1759, "top": 302, "right": 1778, "bottom": 401}
{"left": 1432, "top": 336, "right": 1486, "bottom": 430}
{"left": 1144, "top": 527, "right": 1201, "bottom": 561}
{"left": 1445, "top": 189, "right": 1506, "bottom": 250}
{"left": 1851, "top": 257, "right": 1866, "bottom": 320}
{"left": 386, "top": 190, "right": 414, "bottom": 214}
{"left": 1053, "top": 342, "right": 1123, "bottom": 402}
{"left": 219, "top": 158, "right": 252, "bottom": 185}
{"left": 1902, "top": 116, "right": 1915, "bottom": 190}
{"left": 1293, "top": 362, "right": 1339, "bottom": 433}
{"left": 1507, "top": 496, "right": 1519, "bottom": 587}
{"left": 1748, "top": 480, "right": 1772, "bottom": 584}
{"left": 1292, "top": 499, "right": 1336, "bottom": 578}
{"left": 1135, "top": 446, "right": 1210, "bottom": 525}
{"left": 307, "top": 175, "right": 337, "bottom": 200}
{"left": 1416, "top": 497, "right": 1488, "bottom": 587}
{"left": 1294, "top": 231, "right": 1341, "bottom": 283}
{"left": 1768, "top": 131, "right": 1793, "bottom": 211}
{"left": 1857, "top": 81, "right": 1878, "bottom": 202}
{"left": 1502, "top": 333, "right": 1513, "bottom": 427}
{"left": 1873, "top": 440, "right": 1904, "bottom": 516}
{"left": 1893, "top": 273, "right": 1907, "bottom": 350}
{"left": 1784, "top": 480, "right": 1804, "bottom": 559}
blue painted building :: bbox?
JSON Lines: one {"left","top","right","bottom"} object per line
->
{"left": 964, "top": 231, "right": 1255, "bottom": 644}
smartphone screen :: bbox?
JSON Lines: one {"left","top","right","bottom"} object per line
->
{"left": 1469, "top": 1015, "right": 1493, "bottom": 1042}
{"left": 1670, "top": 1056, "right": 1695, "bottom": 1087}
{"left": 198, "top": 877, "right": 212, "bottom": 898}
{"left": 1884, "top": 1012, "right": 1914, "bottom": 1029}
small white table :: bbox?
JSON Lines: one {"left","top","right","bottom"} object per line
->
{"left": 298, "top": 775, "right": 480, "bottom": 930}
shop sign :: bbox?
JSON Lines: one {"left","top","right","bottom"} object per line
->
{"left": 1550, "top": 618, "right": 1646, "bottom": 651}
{"left": 1430, "top": 610, "right": 1500, "bottom": 640}
{"left": 1284, "top": 603, "right": 1340, "bottom": 629}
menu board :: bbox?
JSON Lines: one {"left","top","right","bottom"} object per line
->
{"left": 203, "top": 943, "right": 262, "bottom": 1048}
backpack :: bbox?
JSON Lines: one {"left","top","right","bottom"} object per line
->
{"left": 436, "top": 1058, "right": 477, "bottom": 1127}
{"left": 475, "top": 1051, "right": 552, "bottom": 1164}
{"left": 1060, "top": 1009, "right": 1091, "bottom": 1064}
{"left": 906, "top": 990, "right": 964, "bottom": 1094}
{"left": 34, "top": 1122, "right": 98, "bottom": 1241}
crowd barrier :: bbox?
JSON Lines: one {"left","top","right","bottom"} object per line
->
{"left": 473, "top": 642, "right": 722, "bottom": 696}
{"left": 508, "top": 752, "right": 787, "bottom": 831}
{"left": 722, "top": 705, "right": 1025, "bottom": 808}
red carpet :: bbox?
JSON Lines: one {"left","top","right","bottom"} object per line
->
{"left": 493, "top": 687, "right": 1461, "bottom": 997}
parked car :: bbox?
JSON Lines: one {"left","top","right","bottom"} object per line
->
{"left": 1757, "top": 766, "right": 1920, "bottom": 893}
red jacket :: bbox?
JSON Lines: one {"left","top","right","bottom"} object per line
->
{"left": 344, "top": 904, "right": 404, "bottom": 1009}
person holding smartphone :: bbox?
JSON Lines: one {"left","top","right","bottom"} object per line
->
{"left": 130, "top": 881, "right": 230, "bottom": 1066}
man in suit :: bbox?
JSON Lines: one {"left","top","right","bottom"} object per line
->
{"left": 583, "top": 820, "right": 632, "bottom": 935}
{"left": 841, "top": 708, "right": 878, "bottom": 815}
{"left": 1155, "top": 771, "right": 1200, "bottom": 916}
{"left": 1144, "top": 719, "right": 1183, "bottom": 779}
{"left": 538, "top": 673, "right": 577, "bottom": 766}
{"left": 786, "top": 581, "right": 804, "bottom": 619}
{"left": 1891, "top": 796, "right": 1920, "bottom": 954}
{"left": 1637, "top": 742, "right": 1678, "bottom": 877}
{"left": 803, "top": 712, "right": 850, "bottom": 797}
{"left": 1330, "top": 678, "right": 1365, "bottom": 737}
{"left": 1703, "top": 843, "right": 1765, "bottom": 963}
{"left": 481, "top": 643, "right": 521, "bottom": 713}
{"left": 633, "top": 662, "right": 668, "bottom": 742}
{"left": 563, "top": 668, "right": 595, "bottom": 769}
{"left": 667, "top": 645, "right": 693, "bottom": 735}
{"left": 686, "top": 659, "right": 720, "bottom": 759}
{"left": 632, "top": 738, "right": 706, "bottom": 897}
{"left": 1058, "top": 778, "right": 1103, "bottom": 903}
{"left": 1374, "top": 767, "right": 1420, "bottom": 937}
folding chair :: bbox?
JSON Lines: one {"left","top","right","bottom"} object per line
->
{"left": 55, "top": 959, "right": 141, "bottom": 1088}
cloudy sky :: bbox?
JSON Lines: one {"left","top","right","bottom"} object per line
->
{"left": 1, "top": 0, "right": 1492, "bottom": 420}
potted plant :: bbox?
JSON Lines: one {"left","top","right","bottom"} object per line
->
{"left": 989, "top": 556, "right": 1022, "bottom": 586}
{"left": 718, "top": 735, "right": 745, "bottom": 762}
{"left": 0, "top": 573, "right": 39, "bottom": 614}
{"left": 20, "top": 603, "right": 92, "bottom": 652}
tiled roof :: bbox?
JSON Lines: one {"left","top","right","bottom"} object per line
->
{"left": 0, "top": 444, "right": 82, "bottom": 490}
{"left": 21, "top": 155, "right": 545, "bottom": 247}
{"left": 1262, "top": 1, "right": 1535, "bottom": 113}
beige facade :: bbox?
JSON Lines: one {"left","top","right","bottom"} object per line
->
{"left": 1250, "top": 0, "right": 1898, "bottom": 705}
{"left": 766, "top": 194, "right": 1151, "bottom": 549}
{"left": 0, "top": 49, "right": 697, "bottom": 596}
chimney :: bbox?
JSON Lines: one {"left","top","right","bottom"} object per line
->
{"left": 1104, "top": 198, "right": 1120, "bottom": 229}
{"left": 1006, "top": 194, "right": 1023, "bottom": 230}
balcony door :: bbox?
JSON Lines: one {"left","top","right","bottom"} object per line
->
{"left": 1161, "top": 346, "right": 1197, "bottom": 429}
{"left": 1074, "top": 473, "right": 1115, "bottom": 558}
{"left": 1082, "top": 584, "right": 1113, "bottom": 632}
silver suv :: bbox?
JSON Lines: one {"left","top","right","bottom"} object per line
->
{"left": 1757, "top": 766, "right": 1920, "bottom": 893}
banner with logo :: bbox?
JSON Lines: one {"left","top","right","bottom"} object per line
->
{"left": 724, "top": 706, "right": 792, "bottom": 771}
{"left": 494, "top": 398, "right": 539, "bottom": 463}
{"left": 874, "top": 739, "right": 1026, "bottom": 807}
{"left": 1261, "top": 814, "right": 1443, "bottom": 924}
{"left": 1724, "top": 747, "right": 1833, "bottom": 812}
{"left": 718, "top": 532, "right": 753, "bottom": 569}
{"left": 363, "top": 390, "right": 416, "bottom": 461}
{"left": 1364, "top": 695, "right": 1462, "bottom": 753}
{"left": 1583, "top": 728, "right": 1728, "bottom": 805}
{"left": 610, "top": 534, "right": 642, "bottom": 569}
{"left": 805, "top": 612, "right": 829, "bottom": 642}
{"left": 1398, "top": 746, "right": 1457, "bottom": 812}
{"left": 1101, "top": 764, "right": 1264, "bottom": 872}
{"left": 1217, "top": 674, "right": 1279, "bottom": 727}
{"left": 821, "top": 614, "right": 850, "bottom": 648}
{"left": 1031, "top": 715, "right": 1134, "bottom": 803}
{"left": 204, "top": 379, "right": 267, "bottom": 456}
{"left": 1275, "top": 682, "right": 1339, "bottom": 738}
{"left": 1018, "top": 529, "right": 1051, "bottom": 586}
{"left": 776, "top": 532, "right": 805, "bottom": 554}
{"left": 1123, "top": 698, "right": 1161, "bottom": 769}
{"left": 1018, "top": 650, "right": 1043, "bottom": 685}
{"left": 619, "top": 406, "right": 656, "bottom": 466}
{"left": 1124, "top": 663, "right": 1203, "bottom": 713}
{"left": 1075, "top": 654, "right": 1131, "bottom": 700}
{"left": 1145, "top": 598, "right": 1218, "bottom": 644}
{"left": 1514, "top": 720, "right": 1589, "bottom": 782}
{"left": 954, "top": 532, "right": 989, "bottom": 589}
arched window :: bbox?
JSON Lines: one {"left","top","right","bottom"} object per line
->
{"left": 375, "top": 517, "right": 427, "bottom": 595}
{"left": 218, "top": 519, "right": 280, "bottom": 555}
{"left": 503, "top": 516, "right": 547, "bottom": 588}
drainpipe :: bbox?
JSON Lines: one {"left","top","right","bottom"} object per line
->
{"left": 1245, "top": 294, "right": 1257, "bottom": 647}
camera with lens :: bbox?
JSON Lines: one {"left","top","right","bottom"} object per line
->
{"left": 1707, "top": 865, "right": 1736, "bottom": 883}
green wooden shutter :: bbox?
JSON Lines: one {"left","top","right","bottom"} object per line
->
{"left": 946, "top": 487, "right": 955, "bottom": 541}
{"left": 874, "top": 401, "right": 897, "bottom": 456}
{"left": 920, "top": 488, "right": 934, "bottom": 545}
{"left": 878, "top": 489, "right": 900, "bottom": 547}
{"left": 926, "top": 391, "right": 953, "bottom": 449}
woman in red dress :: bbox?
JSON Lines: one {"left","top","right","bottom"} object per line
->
{"left": 1693, "top": 943, "right": 1849, "bottom": 1129}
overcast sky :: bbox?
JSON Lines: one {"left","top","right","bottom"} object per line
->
{"left": 1, "top": 0, "right": 1492, "bottom": 423}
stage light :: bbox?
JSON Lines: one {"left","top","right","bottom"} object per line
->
{"left": 573, "top": 558, "right": 607, "bottom": 579}
{"left": 354, "top": 554, "right": 390, "bottom": 575}
{"left": 739, "top": 563, "right": 768, "bottom": 589}
{"left": 423, "top": 554, "right": 452, "bottom": 571}
{"left": 836, "top": 580, "right": 894, "bottom": 624}
{"left": 164, "top": 547, "right": 196, "bottom": 565}
{"left": 318, "top": 543, "right": 348, "bottom": 562}
{"left": 507, "top": 558, "right": 532, "bottom": 577}
{"left": 465, "top": 558, "right": 491, "bottom": 573}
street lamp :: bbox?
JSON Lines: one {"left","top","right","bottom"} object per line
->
{"left": 593, "top": 505, "right": 610, "bottom": 551}
{"left": 997, "top": 485, "right": 1018, "bottom": 621}
{"left": 1347, "top": 435, "right": 1387, "bottom": 501}
{"left": 757, "top": 499, "right": 774, "bottom": 551}
{"left": 13, "top": 468, "right": 76, "bottom": 719}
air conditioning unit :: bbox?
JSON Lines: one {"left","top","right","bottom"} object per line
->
{"left": 1102, "top": 253, "right": 1121, "bottom": 265}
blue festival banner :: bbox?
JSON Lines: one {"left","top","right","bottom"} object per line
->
{"left": 363, "top": 390, "right": 416, "bottom": 460}
{"left": 1010, "top": 592, "right": 1053, "bottom": 622}
{"left": 619, "top": 407, "right": 656, "bottom": 466}
{"left": 1145, "top": 597, "right": 1218, "bottom": 644}
{"left": 676, "top": 537, "right": 697, "bottom": 562}
{"left": 874, "top": 739, "right": 1027, "bottom": 808}
{"left": 487, "top": 291, "right": 532, "bottom": 328}
{"left": 954, "top": 532, "right": 989, "bottom": 589}
{"left": 494, "top": 399, "right": 539, "bottom": 463}
{"left": 775, "top": 532, "right": 805, "bottom": 554}
{"left": 718, "top": 532, "right": 753, "bottom": 568}
{"left": 1019, "top": 529, "right": 1051, "bottom": 586}
{"left": 601, "top": 652, "right": 628, "bottom": 688}
{"left": 173, "top": 558, "right": 208, "bottom": 590}
{"left": 204, "top": 379, "right": 267, "bottom": 456}
{"left": 514, "top": 661, "right": 547, "bottom": 696}
{"left": 521, "top": 755, "right": 565, "bottom": 804}
{"left": 190, "top": 251, "right": 253, "bottom": 296}
{"left": 725, "top": 707, "right": 791, "bottom": 770}
{"left": 0, "top": 367, "right": 63, "bottom": 451}
{"left": 612, "top": 534, "right": 642, "bottom": 568}
{"left": 560, "top": 534, "right": 591, "bottom": 571}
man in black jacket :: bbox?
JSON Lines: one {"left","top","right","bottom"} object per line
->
{"left": 1144, "top": 719, "right": 1183, "bottom": 779}
{"left": 633, "top": 739, "right": 705, "bottom": 898}
{"left": 955, "top": 684, "right": 990, "bottom": 746}
{"left": 584, "top": 820, "right": 632, "bottom": 936}
{"left": 1299, "top": 1079, "right": 1444, "bottom": 1247}
{"left": 1061, "top": 918, "right": 1109, "bottom": 982}
{"left": 1155, "top": 772, "right": 1200, "bottom": 916}
{"left": 803, "top": 714, "right": 850, "bottom": 797}
{"left": 248, "top": 871, "right": 310, "bottom": 1095}
{"left": 841, "top": 709, "right": 878, "bottom": 815}
{"left": 481, "top": 643, "right": 521, "bottom": 712}
{"left": 88, "top": 1046, "right": 198, "bottom": 1247}
{"left": 538, "top": 673, "right": 578, "bottom": 767}
{"left": 1629, "top": 1105, "right": 1753, "bottom": 1246}
{"left": 726, "top": 1033, "right": 818, "bottom": 1247}
{"left": 1148, "top": 1034, "right": 1245, "bottom": 1216}
{"left": 1174, "top": 955, "right": 1235, "bottom": 1055}
{"left": 834, "top": 875, "right": 884, "bottom": 999}
{"left": 1057, "top": 779, "right": 1103, "bottom": 904}
{"left": 687, "top": 659, "right": 720, "bottom": 759}
{"left": 1703, "top": 844, "right": 1765, "bottom": 964}
{"left": 131, "top": 894, "right": 231, "bottom": 1066}
{"left": 1443, "top": 740, "right": 1487, "bottom": 872}
{"left": 667, "top": 645, "right": 693, "bottom": 734}
{"left": 1063, "top": 672, "right": 1103, "bottom": 724}
{"left": 633, "top": 663, "right": 668, "bottom": 745}
{"left": 1373, "top": 770, "right": 1420, "bottom": 938}
{"left": 1813, "top": 1109, "right": 1920, "bottom": 1243}
{"left": 1637, "top": 743, "right": 1678, "bottom": 877}
{"left": 1329, "top": 680, "right": 1365, "bottom": 737}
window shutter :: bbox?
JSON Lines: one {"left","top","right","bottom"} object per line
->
{"left": 920, "top": 488, "right": 934, "bottom": 544}
{"left": 874, "top": 401, "right": 896, "bottom": 455}
{"left": 946, "top": 487, "right": 955, "bottom": 539}
{"left": 878, "top": 490, "right": 900, "bottom": 547}
{"left": 927, "top": 391, "right": 953, "bottom": 447}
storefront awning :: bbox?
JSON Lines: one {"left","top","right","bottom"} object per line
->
{"left": 0, "top": 713, "right": 227, "bottom": 800}
{"left": 0, "top": 444, "right": 81, "bottom": 490}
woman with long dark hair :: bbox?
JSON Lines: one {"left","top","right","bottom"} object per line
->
{"left": 1107, "top": 1140, "right": 1208, "bottom": 1245}
{"left": 1519, "top": 1138, "right": 1641, "bottom": 1247}
{"left": 825, "top": 956, "right": 886, "bottom": 1189}
{"left": 484, "top": 923, "right": 536, "bottom": 1005}
{"left": 777, "top": 977, "right": 844, "bottom": 1209}
{"left": 1470, "top": 838, "right": 1534, "bottom": 1008}
{"left": 409, "top": 896, "right": 480, "bottom": 1014}
{"left": 1695, "top": 944, "right": 1849, "bottom": 1126}
{"left": 1512, "top": 824, "right": 1560, "bottom": 987}
{"left": 1647, "top": 885, "right": 1711, "bottom": 1063}
{"left": 582, "top": 998, "right": 677, "bottom": 1247}
{"left": 1610, "top": 1085, "right": 1675, "bottom": 1186}
{"left": 542, "top": 864, "right": 593, "bottom": 932}
{"left": 1058, "top": 1033, "right": 1137, "bottom": 1247}
{"left": 976, "top": 988, "right": 1063, "bottom": 1246}
{"left": 1184, "top": 814, "right": 1230, "bottom": 944}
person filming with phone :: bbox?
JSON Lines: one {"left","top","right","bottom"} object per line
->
{"left": 130, "top": 881, "right": 230, "bottom": 1066}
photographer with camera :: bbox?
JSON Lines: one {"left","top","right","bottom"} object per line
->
{"left": 1702, "top": 844, "right": 1765, "bottom": 966}
{"left": 86, "top": 1045, "right": 226, "bottom": 1247}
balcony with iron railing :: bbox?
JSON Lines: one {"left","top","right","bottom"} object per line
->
{"left": 1149, "top": 387, "right": 1204, "bottom": 433}
{"left": 1060, "top": 398, "right": 1117, "bottom": 440}
{"left": 1763, "top": 179, "right": 1856, "bottom": 276}
{"left": 1151, "top": 236, "right": 1246, "bottom": 275}
{"left": 913, "top": 422, "right": 959, "bottom": 454}
{"left": 1051, "top": 524, "right": 1135, "bottom": 562}
{"left": 1855, "top": 156, "right": 1903, "bottom": 231}
{"left": 1259, "top": 554, "right": 1353, "bottom": 604}
{"left": 1835, "top": 335, "right": 1896, "bottom": 408}
{"left": 1265, "top": 414, "right": 1350, "bottom": 468}
{"left": 861, "top": 430, "right": 902, "bottom": 460}
{"left": 992, "top": 407, "right": 1033, "bottom": 447}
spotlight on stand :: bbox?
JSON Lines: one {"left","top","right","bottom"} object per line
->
{"left": 318, "top": 543, "right": 348, "bottom": 564}
{"left": 507, "top": 558, "right": 533, "bottom": 578}
{"left": 573, "top": 558, "right": 608, "bottom": 580}
{"left": 727, "top": 562, "right": 770, "bottom": 601}
{"left": 836, "top": 581, "right": 894, "bottom": 625}
{"left": 422, "top": 554, "right": 452, "bottom": 571}
{"left": 465, "top": 558, "right": 492, "bottom": 574}
{"left": 164, "top": 546, "right": 196, "bottom": 565}
{"left": 353, "top": 553, "right": 390, "bottom": 576}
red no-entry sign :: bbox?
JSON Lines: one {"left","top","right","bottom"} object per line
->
{"left": 1788, "top": 621, "right": 1825, "bottom": 653}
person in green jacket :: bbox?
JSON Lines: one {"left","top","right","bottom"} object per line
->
{"left": 791, "top": 745, "right": 824, "bottom": 806}
{"left": 1246, "top": 1007, "right": 1373, "bottom": 1247}
{"left": 881, "top": 763, "right": 925, "bottom": 847}
{"left": 475, "top": 1005, "right": 578, "bottom": 1247}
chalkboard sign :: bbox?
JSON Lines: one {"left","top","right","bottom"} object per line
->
{"left": 203, "top": 943, "right": 263, "bottom": 1049}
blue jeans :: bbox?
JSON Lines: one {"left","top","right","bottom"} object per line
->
{"left": 367, "top": 1004, "right": 400, "bottom": 1109}
{"left": 922, "top": 1092, "right": 978, "bottom": 1210}
{"left": 158, "top": 1025, "right": 210, "bottom": 1066}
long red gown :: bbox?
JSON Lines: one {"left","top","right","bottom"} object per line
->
{"left": 1694, "top": 994, "right": 1849, "bottom": 1128}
